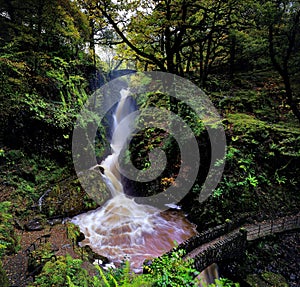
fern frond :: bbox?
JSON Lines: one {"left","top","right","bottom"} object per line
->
{"left": 95, "top": 265, "right": 111, "bottom": 287}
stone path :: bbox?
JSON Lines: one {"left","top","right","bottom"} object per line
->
{"left": 3, "top": 224, "right": 77, "bottom": 287}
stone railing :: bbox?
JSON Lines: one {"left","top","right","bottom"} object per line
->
{"left": 172, "top": 219, "right": 239, "bottom": 256}
{"left": 244, "top": 213, "right": 300, "bottom": 241}
{"left": 190, "top": 229, "right": 247, "bottom": 272}
{"left": 12, "top": 212, "right": 299, "bottom": 287}
{"left": 173, "top": 212, "right": 300, "bottom": 272}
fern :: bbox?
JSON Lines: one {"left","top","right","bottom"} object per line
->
{"left": 109, "top": 273, "right": 119, "bottom": 287}
{"left": 67, "top": 275, "right": 77, "bottom": 287}
{"left": 121, "top": 261, "right": 131, "bottom": 285}
{"left": 95, "top": 264, "right": 111, "bottom": 287}
{"left": 0, "top": 201, "right": 19, "bottom": 257}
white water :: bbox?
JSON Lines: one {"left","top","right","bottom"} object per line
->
{"left": 72, "top": 88, "right": 197, "bottom": 271}
{"left": 71, "top": 194, "right": 197, "bottom": 271}
{"left": 38, "top": 188, "right": 51, "bottom": 212}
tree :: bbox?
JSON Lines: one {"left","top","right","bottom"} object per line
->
{"left": 78, "top": 0, "right": 256, "bottom": 85}
{"left": 0, "top": 0, "right": 91, "bottom": 96}
{"left": 258, "top": 0, "right": 300, "bottom": 122}
{"left": 0, "top": 0, "right": 93, "bottom": 154}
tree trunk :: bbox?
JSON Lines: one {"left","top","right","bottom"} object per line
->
{"left": 89, "top": 19, "right": 96, "bottom": 68}
{"left": 229, "top": 34, "right": 236, "bottom": 80}
{"left": 282, "top": 73, "right": 300, "bottom": 122}
{"left": 268, "top": 26, "right": 300, "bottom": 123}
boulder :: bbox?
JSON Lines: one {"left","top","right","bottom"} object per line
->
{"left": 39, "top": 175, "right": 109, "bottom": 218}
{"left": 25, "top": 218, "right": 44, "bottom": 231}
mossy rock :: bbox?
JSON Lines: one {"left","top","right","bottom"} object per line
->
{"left": 261, "top": 272, "right": 288, "bottom": 286}
{"left": 27, "top": 242, "right": 55, "bottom": 276}
{"left": 41, "top": 175, "right": 109, "bottom": 218}
{"left": 82, "top": 245, "right": 109, "bottom": 265}
{"left": 246, "top": 272, "right": 288, "bottom": 287}
{"left": 226, "top": 113, "right": 300, "bottom": 157}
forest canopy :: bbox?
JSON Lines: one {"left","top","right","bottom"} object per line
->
{"left": 0, "top": 0, "right": 299, "bottom": 286}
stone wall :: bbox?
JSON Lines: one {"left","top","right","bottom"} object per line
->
{"left": 175, "top": 212, "right": 300, "bottom": 272}
{"left": 245, "top": 213, "right": 300, "bottom": 241}
{"left": 172, "top": 220, "right": 238, "bottom": 255}
{"left": 191, "top": 229, "right": 247, "bottom": 272}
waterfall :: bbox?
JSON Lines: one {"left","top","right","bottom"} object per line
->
{"left": 71, "top": 88, "right": 198, "bottom": 272}
{"left": 71, "top": 86, "right": 220, "bottom": 283}
{"left": 69, "top": 67, "right": 226, "bottom": 284}
{"left": 38, "top": 188, "right": 51, "bottom": 212}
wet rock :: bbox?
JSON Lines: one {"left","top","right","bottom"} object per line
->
{"left": 25, "top": 218, "right": 44, "bottom": 231}
{"left": 76, "top": 232, "right": 85, "bottom": 244}
{"left": 47, "top": 218, "right": 63, "bottom": 226}
{"left": 82, "top": 245, "right": 109, "bottom": 265}
{"left": 61, "top": 243, "right": 71, "bottom": 249}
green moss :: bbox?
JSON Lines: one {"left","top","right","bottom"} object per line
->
{"left": 226, "top": 113, "right": 300, "bottom": 157}
{"left": 245, "top": 272, "right": 288, "bottom": 287}
{"left": 246, "top": 274, "right": 269, "bottom": 286}
{"left": 0, "top": 201, "right": 20, "bottom": 257}
{"left": 0, "top": 261, "right": 9, "bottom": 287}
{"left": 42, "top": 176, "right": 106, "bottom": 217}
{"left": 261, "top": 272, "right": 288, "bottom": 287}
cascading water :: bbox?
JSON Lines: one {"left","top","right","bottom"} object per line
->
{"left": 71, "top": 88, "right": 197, "bottom": 272}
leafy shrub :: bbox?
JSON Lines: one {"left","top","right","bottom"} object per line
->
{"left": 0, "top": 201, "right": 19, "bottom": 257}
{"left": 30, "top": 249, "right": 240, "bottom": 287}
{"left": 0, "top": 150, "right": 70, "bottom": 214}
{"left": 0, "top": 261, "right": 9, "bottom": 287}
{"left": 98, "top": 250, "right": 239, "bottom": 287}
{"left": 29, "top": 254, "right": 91, "bottom": 287}
{"left": 95, "top": 262, "right": 153, "bottom": 287}
{"left": 143, "top": 249, "right": 199, "bottom": 287}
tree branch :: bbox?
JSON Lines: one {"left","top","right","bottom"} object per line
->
{"left": 98, "top": 5, "right": 166, "bottom": 71}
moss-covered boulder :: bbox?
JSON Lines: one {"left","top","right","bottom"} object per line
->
{"left": 246, "top": 272, "right": 288, "bottom": 287}
{"left": 40, "top": 175, "right": 109, "bottom": 218}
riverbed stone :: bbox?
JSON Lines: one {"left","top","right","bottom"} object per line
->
{"left": 82, "top": 245, "right": 109, "bottom": 265}
{"left": 47, "top": 218, "right": 63, "bottom": 226}
{"left": 25, "top": 218, "right": 44, "bottom": 231}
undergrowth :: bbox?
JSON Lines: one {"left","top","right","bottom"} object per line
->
{"left": 29, "top": 249, "right": 239, "bottom": 287}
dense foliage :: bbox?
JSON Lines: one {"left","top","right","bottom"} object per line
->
{"left": 0, "top": 0, "right": 299, "bottom": 286}
{"left": 29, "top": 250, "right": 239, "bottom": 287}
